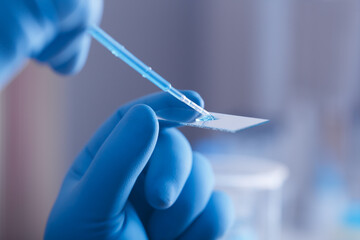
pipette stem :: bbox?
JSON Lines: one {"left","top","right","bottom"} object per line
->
{"left": 89, "top": 26, "right": 214, "bottom": 120}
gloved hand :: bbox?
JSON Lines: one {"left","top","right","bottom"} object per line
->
{"left": 0, "top": 0, "right": 103, "bottom": 88}
{"left": 45, "top": 91, "right": 234, "bottom": 240}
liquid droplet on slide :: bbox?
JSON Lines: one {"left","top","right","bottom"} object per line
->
{"left": 196, "top": 115, "right": 217, "bottom": 122}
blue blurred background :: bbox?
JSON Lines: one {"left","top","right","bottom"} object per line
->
{"left": 1, "top": 0, "right": 360, "bottom": 239}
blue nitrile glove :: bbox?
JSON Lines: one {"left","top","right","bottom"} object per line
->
{"left": 45, "top": 91, "right": 234, "bottom": 240}
{"left": 0, "top": 0, "right": 103, "bottom": 88}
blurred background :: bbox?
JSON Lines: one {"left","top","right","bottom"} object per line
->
{"left": 1, "top": 0, "right": 360, "bottom": 239}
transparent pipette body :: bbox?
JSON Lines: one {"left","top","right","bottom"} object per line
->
{"left": 89, "top": 26, "right": 214, "bottom": 120}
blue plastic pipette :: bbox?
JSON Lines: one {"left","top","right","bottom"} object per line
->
{"left": 89, "top": 26, "right": 214, "bottom": 120}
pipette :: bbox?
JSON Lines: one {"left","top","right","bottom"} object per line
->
{"left": 89, "top": 26, "right": 214, "bottom": 121}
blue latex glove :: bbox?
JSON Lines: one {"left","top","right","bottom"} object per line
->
{"left": 45, "top": 91, "right": 234, "bottom": 240}
{"left": 0, "top": 0, "right": 103, "bottom": 88}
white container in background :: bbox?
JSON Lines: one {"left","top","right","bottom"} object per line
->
{"left": 208, "top": 155, "right": 288, "bottom": 240}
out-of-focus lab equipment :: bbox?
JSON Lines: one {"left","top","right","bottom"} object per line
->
{"left": 210, "top": 155, "right": 288, "bottom": 240}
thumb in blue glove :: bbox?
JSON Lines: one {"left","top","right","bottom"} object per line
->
{"left": 45, "top": 104, "right": 156, "bottom": 239}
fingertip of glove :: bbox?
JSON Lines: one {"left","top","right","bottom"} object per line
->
{"left": 127, "top": 104, "right": 157, "bottom": 120}
{"left": 52, "top": 54, "right": 83, "bottom": 75}
{"left": 124, "top": 104, "right": 159, "bottom": 135}
{"left": 51, "top": 36, "right": 91, "bottom": 75}
{"left": 146, "top": 181, "right": 177, "bottom": 210}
